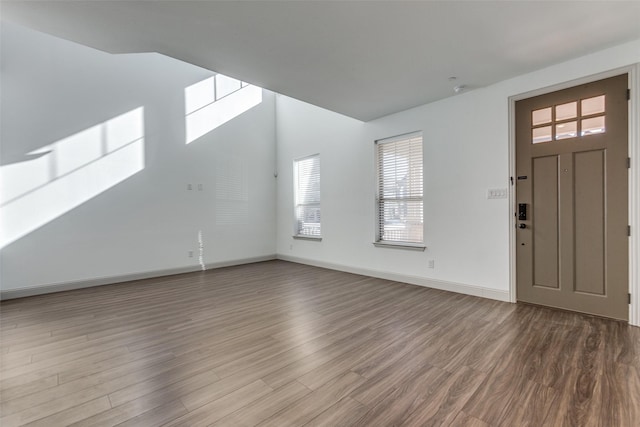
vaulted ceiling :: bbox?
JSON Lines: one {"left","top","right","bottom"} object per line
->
{"left": 2, "top": 1, "right": 639, "bottom": 121}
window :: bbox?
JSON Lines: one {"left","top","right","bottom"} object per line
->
{"left": 375, "top": 132, "right": 424, "bottom": 247}
{"left": 531, "top": 94, "right": 606, "bottom": 144}
{"left": 294, "top": 154, "right": 321, "bottom": 238}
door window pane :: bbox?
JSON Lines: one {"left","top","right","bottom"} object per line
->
{"left": 532, "top": 107, "right": 552, "bottom": 126}
{"left": 581, "top": 116, "right": 605, "bottom": 136}
{"left": 581, "top": 95, "right": 605, "bottom": 116}
{"left": 532, "top": 126, "right": 552, "bottom": 144}
{"left": 555, "top": 102, "right": 577, "bottom": 121}
{"left": 555, "top": 121, "right": 577, "bottom": 140}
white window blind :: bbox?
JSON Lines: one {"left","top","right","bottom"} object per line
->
{"left": 376, "top": 132, "right": 423, "bottom": 244}
{"left": 294, "top": 155, "right": 321, "bottom": 237}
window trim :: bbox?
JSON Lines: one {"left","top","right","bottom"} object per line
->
{"left": 293, "top": 153, "right": 322, "bottom": 239}
{"left": 293, "top": 235, "right": 323, "bottom": 242}
{"left": 374, "top": 131, "right": 425, "bottom": 249}
{"left": 373, "top": 241, "right": 425, "bottom": 251}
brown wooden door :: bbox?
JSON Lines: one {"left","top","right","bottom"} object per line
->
{"left": 515, "top": 74, "right": 629, "bottom": 320}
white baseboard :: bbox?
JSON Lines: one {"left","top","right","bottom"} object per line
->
{"left": 0, "top": 254, "right": 277, "bottom": 300}
{"left": 277, "top": 254, "right": 511, "bottom": 303}
{"left": 204, "top": 255, "right": 277, "bottom": 271}
{"left": 1, "top": 254, "right": 511, "bottom": 303}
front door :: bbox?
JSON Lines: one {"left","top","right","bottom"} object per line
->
{"left": 515, "top": 74, "right": 629, "bottom": 320}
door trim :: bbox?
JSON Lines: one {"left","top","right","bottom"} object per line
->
{"left": 508, "top": 65, "right": 640, "bottom": 326}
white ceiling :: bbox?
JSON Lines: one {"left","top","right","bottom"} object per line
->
{"left": 2, "top": 1, "right": 640, "bottom": 121}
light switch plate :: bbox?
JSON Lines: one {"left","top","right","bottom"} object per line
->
{"left": 487, "top": 188, "right": 508, "bottom": 199}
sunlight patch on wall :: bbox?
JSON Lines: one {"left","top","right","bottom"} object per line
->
{"left": 184, "top": 74, "right": 262, "bottom": 144}
{"left": 0, "top": 107, "right": 145, "bottom": 248}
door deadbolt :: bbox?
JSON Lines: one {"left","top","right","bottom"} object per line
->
{"left": 518, "top": 203, "right": 527, "bottom": 221}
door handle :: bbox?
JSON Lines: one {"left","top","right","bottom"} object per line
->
{"left": 518, "top": 223, "right": 527, "bottom": 229}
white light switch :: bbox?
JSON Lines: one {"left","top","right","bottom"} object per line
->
{"left": 487, "top": 188, "right": 508, "bottom": 199}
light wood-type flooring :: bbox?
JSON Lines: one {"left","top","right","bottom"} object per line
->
{"left": 1, "top": 260, "right": 639, "bottom": 426}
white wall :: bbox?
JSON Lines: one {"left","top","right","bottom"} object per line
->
{"left": 276, "top": 38, "right": 640, "bottom": 303}
{"left": 0, "top": 22, "right": 277, "bottom": 293}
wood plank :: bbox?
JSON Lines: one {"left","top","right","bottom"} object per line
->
{"left": 111, "top": 400, "right": 188, "bottom": 427}
{"left": 303, "top": 396, "right": 368, "bottom": 427}
{"left": 349, "top": 365, "right": 450, "bottom": 426}
{"left": 211, "top": 381, "right": 311, "bottom": 427}
{"left": 164, "top": 380, "right": 273, "bottom": 427}
{"left": 402, "top": 366, "right": 487, "bottom": 426}
{"left": 257, "top": 371, "right": 366, "bottom": 427}
{"left": 2, "top": 396, "right": 111, "bottom": 427}
{"left": 448, "top": 411, "right": 490, "bottom": 427}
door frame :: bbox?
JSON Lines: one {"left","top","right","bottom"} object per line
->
{"left": 508, "top": 65, "right": 640, "bottom": 326}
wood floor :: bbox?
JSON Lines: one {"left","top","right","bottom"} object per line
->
{"left": 1, "top": 260, "right": 638, "bottom": 426}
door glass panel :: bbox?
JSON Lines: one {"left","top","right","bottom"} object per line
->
{"left": 581, "top": 116, "right": 606, "bottom": 136}
{"left": 581, "top": 95, "right": 605, "bottom": 116}
{"left": 555, "top": 121, "right": 577, "bottom": 140}
{"left": 555, "top": 102, "right": 577, "bottom": 121}
{"left": 532, "top": 126, "right": 552, "bottom": 144}
{"left": 532, "top": 107, "right": 552, "bottom": 125}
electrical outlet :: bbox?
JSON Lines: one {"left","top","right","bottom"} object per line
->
{"left": 187, "top": 184, "right": 193, "bottom": 191}
{"left": 197, "top": 184, "right": 203, "bottom": 191}
{"left": 188, "top": 251, "right": 194, "bottom": 258}
{"left": 428, "top": 260, "right": 435, "bottom": 269}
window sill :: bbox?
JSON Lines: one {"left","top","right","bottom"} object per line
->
{"left": 293, "top": 235, "right": 323, "bottom": 241}
{"left": 373, "top": 241, "right": 426, "bottom": 251}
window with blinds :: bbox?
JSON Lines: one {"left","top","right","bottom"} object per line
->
{"left": 376, "top": 132, "right": 423, "bottom": 245}
{"left": 294, "top": 154, "right": 321, "bottom": 237}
